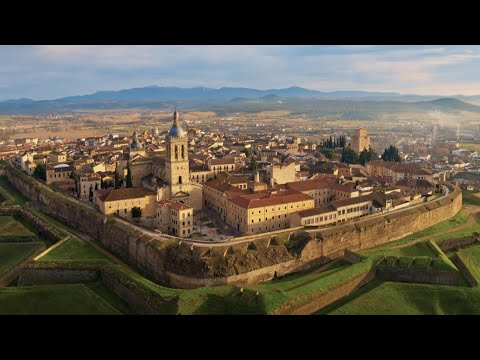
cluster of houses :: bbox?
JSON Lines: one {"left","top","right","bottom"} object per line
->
{"left": 9, "top": 116, "right": 449, "bottom": 238}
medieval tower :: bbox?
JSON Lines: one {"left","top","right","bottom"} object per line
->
{"left": 165, "top": 110, "right": 190, "bottom": 196}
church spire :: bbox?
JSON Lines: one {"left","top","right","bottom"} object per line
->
{"left": 173, "top": 108, "right": 179, "bottom": 127}
{"left": 168, "top": 109, "right": 185, "bottom": 137}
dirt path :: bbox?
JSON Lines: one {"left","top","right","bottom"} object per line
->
{"left": 362, "top": 206, "right": 480, "bottom": 253}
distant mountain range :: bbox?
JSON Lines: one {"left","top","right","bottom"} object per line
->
{"left": 2, "top": 85, "right": 480, "bottom": 115}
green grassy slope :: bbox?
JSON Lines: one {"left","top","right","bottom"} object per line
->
{"left": 0, "top": 284, "right": 122, "bottom": 315}
{"left": 317, "top": 280, "right": 480, "bottom": 315}
{"left": 39, "top": 237, "right": 110, "bottom": 262}
{"left": 0, "top": 242, "right": 43, "bottom": 276}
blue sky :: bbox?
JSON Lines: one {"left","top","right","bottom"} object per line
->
{"left": 1, "top": 45, "right": 480, "bottom": 100}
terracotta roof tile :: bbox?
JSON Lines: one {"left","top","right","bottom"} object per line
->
{"left": 95, "top": 187, "right": 154, "bottom": 202}
{"left": 157, "top": 200, "right": 192, "bottom": 210}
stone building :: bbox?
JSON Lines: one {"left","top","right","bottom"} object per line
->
{"left": 46, "top": 163, "right": 73, "bottom": 184}
{"left": 156, "top": 200, "right": 193, "bottom": 237}
{"left": 93, "top": 187, "right": 156, "bottom": 221}
{"left": 227, "top": 189, "right": 314, "bottom": 233}
{"left": 265, "top": 162, "right": 296, "bottom": 185}
{"left": 291, "top": 194, "right": 378, "bottom": 227}
{"left": 125, "top": 111, "right": 203, "bottom": 211}
{"left": 351, "top": 128, "right": 370, "bottom": 153}
{"left": 366, "top": 160, "right": 434, "bottom": 182}
{"left": 78, "top": 173, "right": 102, "bottom": 200}
{"left": 49, "top": 151, "right": 67, "bottom": 163}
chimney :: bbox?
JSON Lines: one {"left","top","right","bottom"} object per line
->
{"left": 270, "top": 178, "right": 275, "bottom": 186}
{"left": 254, "top": 171, "right": 260, "bottom": 183}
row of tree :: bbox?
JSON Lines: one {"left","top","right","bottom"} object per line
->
{"left": 381, "top": 145, "right": 401, "bottom": 162}
{"left": 321, "top": 135, "right": 347, "bottom": 149}
{"left": 340, "top": 145, "right": 399, "bottom": 166}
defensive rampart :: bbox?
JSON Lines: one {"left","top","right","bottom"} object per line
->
{"left": 5, "top": 164, "right": 462, "bottom": 289}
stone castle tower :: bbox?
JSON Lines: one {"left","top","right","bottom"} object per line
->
{"left": 351, "top": 128, "right": 370, "bottom": 153}
{"left": 165, "top": 110, "right": 190, "bottom": 195}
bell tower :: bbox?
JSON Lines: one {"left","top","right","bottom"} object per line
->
{"left": 165, "top": 110, "right": 190, "bottom": 194}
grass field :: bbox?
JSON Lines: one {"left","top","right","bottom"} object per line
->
{"left": 382, "top": 242, "right": 437, "bottom": 257}
{"left": 0, "top": 242, "right": 44, "bottom": 276}
{"left": 0, "top": 176, "right": 27, "bottom": 205}
{"left": 0, "top": 216, "right": 36, "bottom": 238}
{"left": 0, "top": 284, "right": 122, "bottom": 315}
{"left": 462, "top": 191, "right": 480, "bottom": 206}
{"left": 457, "top": 246, "right": 480, "bottom": 283}
{"left": 85, "top": 282, "right": 134, "bottom": 314}
{"left": 317, "top": 280, "right": 480, "bottom": 315}
{"left": 39, "top": 237, "right": 110, "bottom": 262}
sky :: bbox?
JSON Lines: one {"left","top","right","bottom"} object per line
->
{"left": 1, "top": 45, "right": 480, "bottom": 101}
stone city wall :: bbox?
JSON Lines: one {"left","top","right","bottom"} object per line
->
{"left": 437, "top": 236, "right": 479, "bottom": 253}
{"left": 6, "top": 164, "right": 462, "bottom": 289}
{"left": 18, "top": 261, "right": 176, "bottom": 315}
{"left": 452, "top": 252, "right": 478, "bottom": 288}
{"left": 0, "top": 206, "right": 64, "bottom": 243}
{"left": 375, "top": 267, "right": 461, "bottom": 286}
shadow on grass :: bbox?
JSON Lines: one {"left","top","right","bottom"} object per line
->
{"left": 315, "top": 278, "right": 385, "bottom": 315}
{"left": 191, "top": 287, "right": 267, "bottom": 315}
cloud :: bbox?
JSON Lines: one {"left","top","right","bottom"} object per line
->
{"left": 1, "top": 45, "right": 480, "bottom": 100}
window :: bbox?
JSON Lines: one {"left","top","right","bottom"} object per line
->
{"left": 179, "top": 176, "right": 182, "bottom": 184}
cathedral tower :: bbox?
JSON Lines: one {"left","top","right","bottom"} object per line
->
{"left": 165, "top": 110, "right": 190, "bottom": 194}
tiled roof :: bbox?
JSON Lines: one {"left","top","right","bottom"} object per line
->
{"left": 95, "top": 187, "right": 154, "bottom": 202}
{"left": 330, "top": 183, "right": 359, "bottom": 193}
{"left": 368, "top": 160, "right": 432, "bottom": 175}
{"left": 286, "top": 179, "right": 332, "bottom": 192}
{"left": 81, "top": 173, "right": 101, "bottom": 180}
{"left": 210, "top": 157, "right": 235, "bottom": 165}
{"left": 297, "top": 205, "right": 336, "bottom": 217}
{"left": 230, "top": 189, "right": 313, "bottom": 209}
{"left": 297, "top": 195, "right": 373, "bottom": 217}
{"left": 395, "top": 179, "right": 436, "bottom": 188}
{"left": 158, "top": 200, "right": 192, "bottom": 210}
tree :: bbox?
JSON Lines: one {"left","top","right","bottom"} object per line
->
{"left": 249, "top": 154, "right": 257, "bottom": 170}
{"left": 359, "top": 145, "right": 377, "bottom": 166}
{"left": 341, "top": 146, "right": 359, "bottom": 164}
{"left": 382, "top": 145, "right": 401, "bottom": 162}
{"left": 322, "top": 149, "right": 337, "bottom": 160}
{"left": 131, "top": 206, "right": 142, "bottom": 219}
{"left": 241, "top": 148, "right": 250, "bottom": 156}
{"left": 33, "top": 163, "right": 46, "bottom": 181}
{"left": 114, "top": 163, "right": 120, "bottom": 189}
{"left": 126, "top": 161, "right": 133, "bottom": 188}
